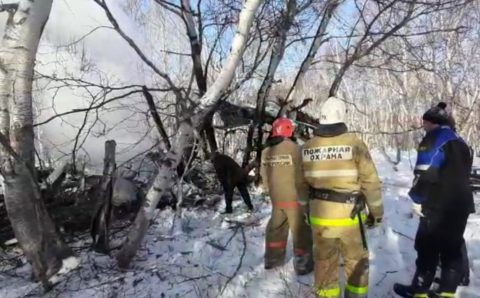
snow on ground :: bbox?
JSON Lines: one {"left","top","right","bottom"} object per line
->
{"left": 1, "top": 151, "right": 480, "bottom": 298}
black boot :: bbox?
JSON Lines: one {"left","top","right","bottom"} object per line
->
{"left": 293, "top": 254, "right": 313, "bottom": 275}
{"left": 411, "top": 270, "right": 435, "bottom": 293}
{"left": 436, "top": 269, "right": 460, "bottom": 295}
{"left": 394, "top": 270, "right": 435, "bottom": 297}
{"left": 460, "top": 240, "right": 470, "bottom": 286}
{"left": 459, "top": 275, "right": 469, "bottom": 287}
{"left": 393, "top": 283, "right": 424, "bottom": 298}
{"left": 433, "top": 269, "right": 468, "bottom": 287}
{"left": 221, "top": 207, "right": 233, "bottom": 214}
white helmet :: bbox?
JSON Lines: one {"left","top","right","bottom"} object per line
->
{"left": 319, "top": 96, "right": 346, "bottom": 125}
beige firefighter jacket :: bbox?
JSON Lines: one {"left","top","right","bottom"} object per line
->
{"left": 302, "top": 132, "right": 383, "bottom": 237}
{"left": 260, "top": 138, "right": 309, "bottom": 207}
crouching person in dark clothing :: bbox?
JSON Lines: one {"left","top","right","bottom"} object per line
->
{"left": 211, "top": 152, "right": 254, "bottom": 214}
{"left": 394, "top": 103, "right": 475, "bottom": 298}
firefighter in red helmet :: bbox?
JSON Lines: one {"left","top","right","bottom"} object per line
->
{"left": 259, "top": 117, "right": 313, "bottom": 275}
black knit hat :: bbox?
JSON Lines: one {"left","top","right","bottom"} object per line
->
{"left": 422, "top": 102, "right": 449, "bottom": 125}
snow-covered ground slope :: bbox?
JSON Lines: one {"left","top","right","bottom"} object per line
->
{"left": 1, "top": 151, "right": 480, "bottom": 298}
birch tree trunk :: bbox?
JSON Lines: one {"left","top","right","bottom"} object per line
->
{"left": 0, "top": 0, "right": 73, "bottom": 289}
{"left": 180, "top": 0, "right": 217, "bottom": 152}
{"left": 116, "top": 0, "right": 264, "bottom": 269}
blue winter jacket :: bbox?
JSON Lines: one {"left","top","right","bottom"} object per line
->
{"left": 409, "top": 126, "right": 474, "bottom": 214}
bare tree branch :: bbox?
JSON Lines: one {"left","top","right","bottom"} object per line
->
{"left": 142, "top": 86, "right": 172, "bottom": 149}
{"left": 93, "top": 0, "right": 183, "bottom": 100}
{"left": 329, "top": 0, "right": 417, "bottom": 96}
{"left": 34, "top": 87, "right": 172, "bottom": 127}
{"left": 57, "top": 26, "right": 112, "bottom": 48}
{"left": 243, "top": 0, "right": 299, "bottom": 166}
{"left": 285, "top": 0, "right": 342, "bottom": 106}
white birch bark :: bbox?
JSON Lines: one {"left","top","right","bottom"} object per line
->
{"left": 0, "top": 0, "right": 74, "bottom": 288}
{"left": 198, "top": 0, "right": 263, "bottom": 109}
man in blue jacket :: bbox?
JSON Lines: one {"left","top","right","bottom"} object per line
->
{"left": 394, "top": 102, "right": 475, "bottom": 298}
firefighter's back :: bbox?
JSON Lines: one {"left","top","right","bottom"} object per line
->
{"left": 262, "top": 138, "right": 305, "bottom": 203}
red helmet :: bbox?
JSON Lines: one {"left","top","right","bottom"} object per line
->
{"left": 271, "top": 117, "right": 294, "bottom": 137}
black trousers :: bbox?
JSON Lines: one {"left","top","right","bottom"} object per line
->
{"left": 223, "top": 182, "right": 253, "bottom": 213}
{"left": 414, "top": 210, "right": 469, "bottom": 292}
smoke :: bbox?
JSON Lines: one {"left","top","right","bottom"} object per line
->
{"left": 33, "top": 0, "right": 190, "bottom": 168}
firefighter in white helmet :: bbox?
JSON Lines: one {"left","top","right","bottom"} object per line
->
{"left": 302, "top": 97, "right": 383, "bottom": 298}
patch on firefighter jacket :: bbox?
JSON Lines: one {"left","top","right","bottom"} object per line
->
{"left": 262, "top": 154, "right": 293, "bottom": 167}
{"left": 303, "top": 146, "right": 353, "bottom": 161}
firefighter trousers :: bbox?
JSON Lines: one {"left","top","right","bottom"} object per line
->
{"left": 265, "top": 206, "right": 313, "bottom": 274}
{"left": 312, "top": 226, "right": 369, "bottom": 298}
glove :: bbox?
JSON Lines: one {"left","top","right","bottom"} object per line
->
{"left": 412, "top": 202, "right": 424, "bottom": 217}
{"left": 365, "top": 214, "right": 382, "bottom": 228}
